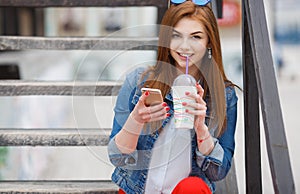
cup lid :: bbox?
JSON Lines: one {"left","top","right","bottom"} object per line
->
{"left": 173, "top": 74, "right": 196, "bottom": 86}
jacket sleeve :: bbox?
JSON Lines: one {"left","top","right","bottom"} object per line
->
{"left": 195, "top": 86, "right": 238, "bottom": 181}
{"left": 107, "top": 68, "right": 143, "bottom": 168}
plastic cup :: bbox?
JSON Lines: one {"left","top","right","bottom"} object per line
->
{"left": 172, "top": 85, "right": 197, "bottom": 129}
{"left": 172, "top": 74, "right": 196, "bottom": 129}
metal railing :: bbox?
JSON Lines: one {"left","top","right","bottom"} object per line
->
{"left": 243, "top": 0, "right": 295, "bottom": 193}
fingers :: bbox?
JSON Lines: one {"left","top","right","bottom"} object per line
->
{"left": 196, "top": 82, "right": 204, "bottom": 97}
{"left": 185, "top": 85, "right": 204, "bottom": 103}
{"left": 183, "top": 83, "right": 207, "bottom": 117}
{"left": 144, "top": 102, "right": 168, "bottom": 114}
{"left": 182, "top": 99, "right": 206, "bottom": 109}
{"left": 133, "top": 101, "right": 170, "bottom": 123}
{"left": 185, "top": 108, "right": 207, "bottom": 116}
{"left": 142, "top": 106, "right": 170, "bottom": 122}
{"left": 137, "top": 90, "right": 149, "bottom": 106}
{"left": 183, "top": 95, "right": 206, "bottom": 114}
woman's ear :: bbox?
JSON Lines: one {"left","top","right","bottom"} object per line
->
{"left": 206, "top": 38, "right": 211, "bottom": 47}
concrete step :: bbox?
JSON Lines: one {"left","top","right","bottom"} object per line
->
{"left": 0, "top": 36, "right": 158, "bottom": 51}
{"left": 0, "top": 180, "right": 118, "bottom": 194}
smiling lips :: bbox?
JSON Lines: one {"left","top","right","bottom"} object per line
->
{"left": 178, "top": 52, "right": 193, "bottom": 60}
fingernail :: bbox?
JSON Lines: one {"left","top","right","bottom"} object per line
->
{"left": 185, "top": 91, "right": 190, "bottom": 95}
{"left": 162, "top": 102, "right": 167, "bottom": 107}
{"left": 166, "top": 113, "right": 171, "bottom": 117}
{"left": 182, "top": 102, "right": 187, "bottom": 106}
{"left": 145, "top": 91, "right": 149, "bottom": 96}
{"left": 185, "top": 109, "right": 189, "bottom": 113}
{"left": 196, "top": 82, "right": 200, "bottom": 86}
{"left": 165, "top": 107, "right": 170, "bottom": 111}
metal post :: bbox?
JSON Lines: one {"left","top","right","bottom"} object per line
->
{"left": 243, "top": 2, "right": 262, "bottom": 193}
{"left": 243, "top": 0, "right": 295, "bottom": 193}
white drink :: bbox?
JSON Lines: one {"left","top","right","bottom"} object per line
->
{"left": 172, "top": 74, "right": 196, "bottom": 129}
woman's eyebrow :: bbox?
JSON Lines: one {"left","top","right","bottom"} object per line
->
{"left": 172, "top": 29, "right": 203, "bottom": 35}
{"left": 172, "top": 29, "right": 181, "bottom": 34}
{"left": 191, "top": 31, "right": 203, "bottom": 35}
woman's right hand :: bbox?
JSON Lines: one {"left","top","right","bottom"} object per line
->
{"left": 115, "top": 91, "right": 170, "bottom": 154}
{"left": 131, "top": 91, "right": 170, "bottom": 124}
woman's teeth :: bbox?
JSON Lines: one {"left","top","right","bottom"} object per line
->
{"left": 179, "top": 53, "right": 192, "bottom": 57}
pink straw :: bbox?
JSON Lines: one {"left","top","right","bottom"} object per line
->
{"left": 185, "top": 56, "right": 189, "bottom": 75}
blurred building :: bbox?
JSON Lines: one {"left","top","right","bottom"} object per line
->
{"left": 273, "top": 0, "right": 300, "bottom": 78}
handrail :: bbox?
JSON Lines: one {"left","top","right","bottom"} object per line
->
{"left": 243, "top": 0, "right": 295, "bottom": 193}
{"left": 243, "top": 2, "right": 262, "bottom": 193}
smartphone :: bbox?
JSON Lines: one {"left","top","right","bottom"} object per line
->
{"left": 141, "top": 88, "right": 163, "bottom": 106}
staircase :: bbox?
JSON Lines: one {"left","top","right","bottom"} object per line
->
{"left": 0, "top": 1, "right": 238, "bottom": 193}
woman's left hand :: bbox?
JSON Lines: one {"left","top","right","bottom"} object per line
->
{"left": 183, "top": 83, "right": 214, "bottom": 155}
{"left": 183, "top": 83, "right": 208, "bottom": 135}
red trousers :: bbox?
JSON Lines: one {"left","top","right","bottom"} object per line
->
{"left": 119, "top": 176, "right": 211, "bottom": 194}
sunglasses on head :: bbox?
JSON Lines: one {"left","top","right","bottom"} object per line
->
{"left": 169, "top": 0, "right": 211, "bottom": 7}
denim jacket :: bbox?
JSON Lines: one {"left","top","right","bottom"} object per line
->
{"left": 108, "top": 67, "right": 238, "bottom": 194}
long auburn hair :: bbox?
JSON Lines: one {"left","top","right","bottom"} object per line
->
{"left": 141, "top": 1, "right": 232, "bottom": 137}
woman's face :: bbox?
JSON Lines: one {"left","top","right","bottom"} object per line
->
{"left": 170, "top": 17, "right": 209, "bottom": 73}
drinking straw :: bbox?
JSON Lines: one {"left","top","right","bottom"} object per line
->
{"left": 186, "top": 56, "right": 189, "bottom": 75}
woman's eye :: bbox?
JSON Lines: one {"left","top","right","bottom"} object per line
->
{"left": 172, "top": 34, "right": 180, "bottom": 38}
{"left": 192, "top": 35, "right": 201, "bottom": 39}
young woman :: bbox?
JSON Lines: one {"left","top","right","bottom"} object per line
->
{"left": 108, "top": 0, "right": 238, "bottom": 193}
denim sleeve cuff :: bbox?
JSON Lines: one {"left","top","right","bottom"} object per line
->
{"left": 195, "top": 137, "right": 224, "bottom": 171}
{"left": 108, "top": 136, "right": 138, "bottom": 166}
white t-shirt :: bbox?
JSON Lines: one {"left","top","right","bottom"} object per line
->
{"left": 145, "top": 118, "right": 191, "bottom": 194}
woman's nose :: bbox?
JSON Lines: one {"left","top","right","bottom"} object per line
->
{"left": 179, "top": 38, "right": 191, "bottom": 51}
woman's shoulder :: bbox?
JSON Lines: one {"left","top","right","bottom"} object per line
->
{"left": 123, "top": 67, "right": 149, "bottom": 106}
{"left": 124, "top": 66, "right": 148, "bottom": 87}
{"left": 225, "top": 84, "right": 238, "bottom": 107}
{"left": 127, "top": 66, "right": 147, "bottom": 77}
